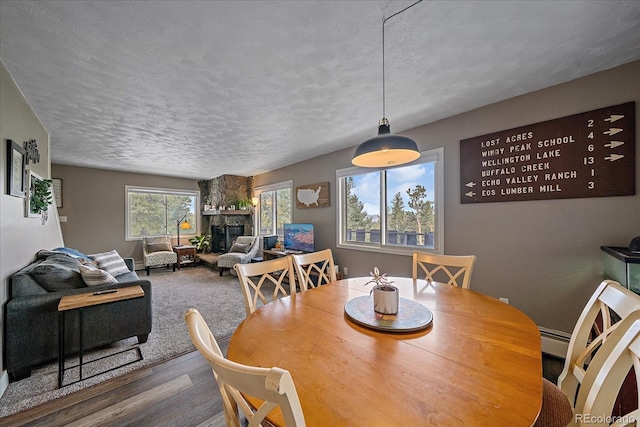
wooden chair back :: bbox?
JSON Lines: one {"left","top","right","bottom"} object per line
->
{"left": 234, "top": 256, "right": 296, "bottom": 317}
{"left": 291, "top": 249, "right": 337, "bottom": 291}
{"left": 184, "top": 309, "right": 306, "bottom": 427}
{"left": 558, "top": 280, "right": 640, "bottom": 409}
{"left": 412, "top": 251, "right": 477, "bottom": 289}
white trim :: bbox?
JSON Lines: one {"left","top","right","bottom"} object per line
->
{"left": 539, "top": 327, "right": 571, "bottom": 358}
{"left": 254, "top": 180, "right": 293, "bottom": 194}
{"left": 254, "top": 180, "right": 293, "bottom": 237}
{"left": 125, "top": 185, "right": 200, "bottom": 241}
{"left": 335, "top": 147, "right": 444, "bottom": 255}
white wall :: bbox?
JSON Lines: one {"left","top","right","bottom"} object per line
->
{"left": 0, "top": 61, "right": 63, "bottom": 397}
{"left": 255, "top": 60, "right": 640, "bottom": 334}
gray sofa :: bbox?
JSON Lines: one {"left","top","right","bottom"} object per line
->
{"left": 5, "top": 253, "right": 153, "bottom": 381}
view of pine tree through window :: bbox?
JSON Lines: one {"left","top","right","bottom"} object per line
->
{"left": 338, "top": 148, "right": 443, "bottom": 252}
{"left": 256, "top": 182, "right": 292, "bottom": 237}
{"left": 126, "top": 187, "right": 198, "bottom": 239}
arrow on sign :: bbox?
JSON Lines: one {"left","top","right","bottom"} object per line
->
{"left": 466, "top": 182, "right": 476, "bottom": 188}
{"left": 605, "top": 154, "right": 625, "bottom": 162}
{"left": 604, "top": 128, "right": 623, "bottom": 136}
{"left": 604, "top": 114, "right": 624, "bottom": 123}
{"left": 605, "top": 141, "right": 625, "bottom": 149}
{"left": 465, "top": 191, "right": 476, "bottom": 197}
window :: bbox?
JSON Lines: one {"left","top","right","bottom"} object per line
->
{"left": 336, "top": 148, "right": 444, "bottom": 254}
{"left": 255, "top": 181, "right": 292, "bottom": 238}
{"left": 126, "top": 186, "right": 199, "bottom": 240}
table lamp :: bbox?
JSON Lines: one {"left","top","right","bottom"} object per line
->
{"left": 177, "top": 215, "right": 191, "bottom": 246}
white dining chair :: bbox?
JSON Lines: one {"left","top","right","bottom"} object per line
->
{"left": 557, "top": 280, "right": 640, "bottom": 408}
{"left": 534, "top": 280, "right": 640, "bottom": 427}
{"left": 234, "top": 256, "right": 296, "bottom": 317}
{"left": 569, "top": 316, "right": 640, "bottom": 427}
{"left": 291, "top": 249, "right": 336, "bottom": 291}
{"left": 184, "top": 308, "right": 306, "bottom": 427}
{"left": 412, "top": 251, "right": 477, "bottom": 289}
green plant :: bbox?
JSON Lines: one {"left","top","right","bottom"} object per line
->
{"left": 189, "top": 234, "right": 211, "bottom": 253}
{"left": 365, "top": 267, "right": 396, "bottom": 291}
{"left": 30, "top": 178, "right": 53, "bottom": 214}
{"left": 236, "top": 197, "right": 251, "bottom": 209}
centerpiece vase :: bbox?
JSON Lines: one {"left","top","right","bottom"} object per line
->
{"left": 372, "top": 284, "right": 399, "bottom": 315}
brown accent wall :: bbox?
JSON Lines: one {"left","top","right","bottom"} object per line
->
{"left": 254, "top": 60, "right": 640, "bottom": 333}
{"left": 51, "top": 165, "right": 199, "bottom": 264}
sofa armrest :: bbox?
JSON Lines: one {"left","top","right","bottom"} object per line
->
{"left": 123, "top": 257, "right": 135, "bottom": 272}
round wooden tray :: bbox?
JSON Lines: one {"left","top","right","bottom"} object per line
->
{"left": 344, "top": 296, "right": 433, "bottom": 333}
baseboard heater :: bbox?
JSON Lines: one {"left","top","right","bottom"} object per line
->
{"left": 539, "top": 327, "right": 571, "bottom": 358}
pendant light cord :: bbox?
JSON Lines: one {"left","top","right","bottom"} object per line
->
{"left": 381, "top": 0, "right": 424, "bottom": 119}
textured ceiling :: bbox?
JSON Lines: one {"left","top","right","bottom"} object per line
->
{"left": 1, "top": 1, "right": 640, "bottom": 180}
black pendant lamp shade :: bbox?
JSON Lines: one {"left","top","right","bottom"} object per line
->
{"left": 352, "top": 1, "right": 423, "bottom": 168}
{"left": 352, "top": 118, "right": 420, "bottom": 167}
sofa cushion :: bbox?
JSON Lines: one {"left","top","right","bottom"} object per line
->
{"left": 90, "top": 250, "right": 130, "bottom": 277}
{"left": 147, "top": 242, "right": 172, "bottom": 253}
{"left": 230, "top": 242, "right": 250, "bottom": 253}
{"left": 30, "top": 255, "right": 86, "bottom": 292}
{"left": 79, "top": 265, "right": 119, "bottom": 286}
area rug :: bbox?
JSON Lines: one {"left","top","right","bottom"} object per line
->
{"left": 0, "top": 266, "right": 246, "bottom": 418}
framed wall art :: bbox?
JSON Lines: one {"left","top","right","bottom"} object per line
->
{"left": 6, "top": 139, "right": 26, "bottom": 197}
{"left": 52, "top": 178, "right": 63, "bottom": 207}
{"left": 295, "top": 181, "right": 329, "bottom": 208}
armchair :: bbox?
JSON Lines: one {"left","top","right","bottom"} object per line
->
{"left": 217, "top": 236, "right": 259, "bottom": 276}
{"left": 143, "top": 236, "right": 177, "bottom": 275}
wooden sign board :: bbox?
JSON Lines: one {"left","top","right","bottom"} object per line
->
{"left": 296, "top": 181, "right": 329, "bottom": 208}
{"left": 460, "top": 102, "right": 635, "bottom": 204}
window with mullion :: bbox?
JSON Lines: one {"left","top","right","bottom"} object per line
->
{"left": 337, "top": 147, "right": 443, "bottom": 254}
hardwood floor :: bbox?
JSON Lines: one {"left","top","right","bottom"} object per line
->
{"left": 1, "top": 338, "right": 230, "bottom": 427}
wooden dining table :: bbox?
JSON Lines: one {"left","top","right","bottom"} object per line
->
{"left": 227, "top": 277, "right": 543, "bottom": 426}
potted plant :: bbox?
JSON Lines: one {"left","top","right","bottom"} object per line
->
{"left": 365, "top": 267, "right": 399, "bottom": 314}
{"left": 30, "top": 178, "right": 53, "bottom": 215}
{"left": 189, "top": 234, "right": 211, "bottom": 253}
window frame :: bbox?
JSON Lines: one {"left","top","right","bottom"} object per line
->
{"left": 125, "top": 185, "right": 200, "bottom": 241}
{"left": 254, "top": 180, "right": 293, "bottom": 238}
{"left": 336, "top": 147, "right": 444, "bottom": 256}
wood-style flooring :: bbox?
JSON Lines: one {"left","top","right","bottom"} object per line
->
{"left": 1, "top": 337, "right": 230, "bottom": 427}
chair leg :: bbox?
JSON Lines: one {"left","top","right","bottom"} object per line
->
{"left": 219, "top": 267, "right": 224, "bottom": 276}
{"left": 146, "top": 266, "right": 150, "bottom": 276}
{"left": 173, "top": 263, "right": 176, "bottom": 272}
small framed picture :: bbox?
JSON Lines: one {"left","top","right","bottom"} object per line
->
{"left": 52, "top": 178, "right": 63, "bottom": 208}
{"left": 6, "top": 139, "right": 26, "bottom": 198}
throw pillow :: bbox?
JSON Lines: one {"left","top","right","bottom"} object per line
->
{"left": 30, "top": 255, "right": 86, "bottom": 292}
{"left": 79, "top": 265, "right": 119, "bottom": 286}
{"left": 147, "top": 242, "right": 172, "bottom": 253}
{"left": 89, "top": 250, "right": 130, "bottom": 277}
{"left": 229, "top": 242, "right": 250, "bottom": 253}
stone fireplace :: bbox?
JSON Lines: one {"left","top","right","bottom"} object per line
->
{"left": 198, "top": 175, "right": 254, "bottom": 253}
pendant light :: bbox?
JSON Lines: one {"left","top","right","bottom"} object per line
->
{"left": 352, "top": 1, "right": 422, "bottom": 168}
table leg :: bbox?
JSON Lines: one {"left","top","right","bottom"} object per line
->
{"left": 79, "top": 308, "right": 84, "bottom": 381}
{"left": 58, "top": 311, "right": 65, "bottom": 388}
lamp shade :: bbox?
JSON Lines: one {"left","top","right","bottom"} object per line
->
{"left": 180, "top": 220, "right": 191, "bottom": 230}
{"left": 352, "top": 119, "right": 420, "bottom": 167}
